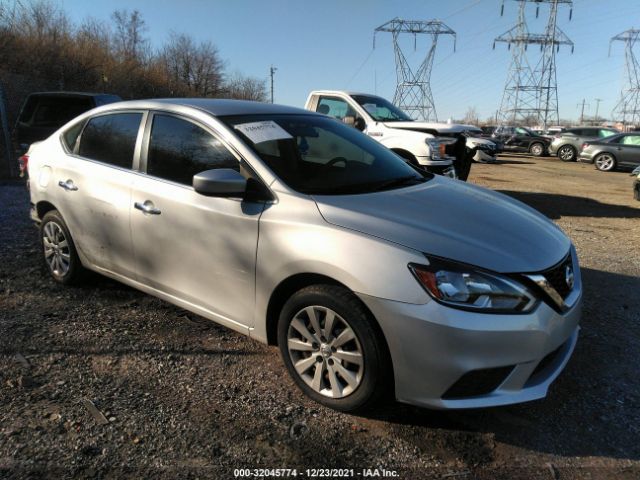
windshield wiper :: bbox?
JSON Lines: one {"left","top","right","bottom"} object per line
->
{"left": 369, "top": 175, "right": 425, "bottom": 191}
{"left": 303, "top": 175, "right": 426, "bottom": 195}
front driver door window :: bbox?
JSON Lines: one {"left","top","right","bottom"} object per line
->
{"left": 130, "top": 113, "right": 265, "bottom": 328}
{"left": 317, "top": 97, "right": 357, "bottom": 122}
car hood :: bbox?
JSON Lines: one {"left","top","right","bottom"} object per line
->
{"left": 382, "top": 121, "right": 465, "bottom": 134}
{"left": 313, "top": 178, "right": 570, "bottom": 273}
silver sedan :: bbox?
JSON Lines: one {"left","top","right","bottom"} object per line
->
{"left": 26, "top": 99, "right": 581, "bottom": 411}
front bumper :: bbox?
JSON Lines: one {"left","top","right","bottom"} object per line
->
{"left": 416, "top": 155, "right": 453, "bottom": 167}
{"left": 548, "top": 142, "right": 560, "bottom": 155}
{"left": 578, "top": 150, "right": 595, "bottom": 164}
{"left": 358, "top": 283, "right": 581, "bottom": 409}
{"left": 473, "top": 148, "right": 497, "bottom": 163}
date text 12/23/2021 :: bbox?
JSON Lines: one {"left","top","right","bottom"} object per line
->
{"left": 233, "top": 468, "right": 399, "bottom": 478}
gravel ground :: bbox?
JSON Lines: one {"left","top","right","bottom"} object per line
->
{"left": 1, "top": 155, "right": 639, "bottom": 479}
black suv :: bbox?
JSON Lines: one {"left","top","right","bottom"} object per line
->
{"left": 14, "top": 92, "right": 121, "bottom": 176}
{"left": 491, "top": 125, "right": 551, "bottom": 156}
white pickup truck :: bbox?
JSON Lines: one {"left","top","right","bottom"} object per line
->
{"left": 304, "top": 91, "right": 497, "bottom": 179}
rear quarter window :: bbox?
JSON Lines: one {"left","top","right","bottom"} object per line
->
{"left": 78, "top": 113, "right": 142, "bottom": 168}
{"left": 61, "top": 121, "right": 85, "bottom": 152}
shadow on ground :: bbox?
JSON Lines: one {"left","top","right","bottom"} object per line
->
{"left": 499, "top": 190, "right": 640, "bottom": 219}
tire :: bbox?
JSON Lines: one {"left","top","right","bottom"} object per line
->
{"left": 557, "top": 145, "right": 577, "bottom": 162}
{"left": 529, "top": 142, "right": 545, "bottom": 157}
{"left": 594, "top": 152, "right": 617, "bottom": 172}
{"left": 40, "top": 210, "right": 85, "bottom": 285}
{"left": 277, "top": 284, "right": 391, "bottom": 412}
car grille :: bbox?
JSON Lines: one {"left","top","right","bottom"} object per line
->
{"left": 541, "top": 254, "right": 573, "bottom": 299}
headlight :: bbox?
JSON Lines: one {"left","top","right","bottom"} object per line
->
{"left": 426, "top": 139, "right": 446, "bottom": 158}
{"left": 409, "top": 259, "right": 538, "bottom": 313}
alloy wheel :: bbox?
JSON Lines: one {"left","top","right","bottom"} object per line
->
{"left": 43, "top": 221, "right": 71, "bottom": 277}
{"left": 595, "top": 154, "right": 615, "bottom": 171}
{"left": 530, "top": 143, "right": 543, "bottom": 156}
{"left": 286, "top": 305, "right": 364, "bottom": 398}
{"left": 558, "top": 145, "right": 575, "bottom": 161}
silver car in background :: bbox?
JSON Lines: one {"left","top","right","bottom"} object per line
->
{"left": 26, "top": 99, "right": 581, "bottom": 411}
{"left": 579, "top": 132, "right": 640, "bottom": 172}
{"left": 549, "top": 127, "right": 619, "bottom": 162}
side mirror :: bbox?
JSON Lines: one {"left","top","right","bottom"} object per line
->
{"left": 343, "top": 115, "right": 366, "bottom": 132}
{"left": 193, "top": 168, "right": 247, "bottom": 197}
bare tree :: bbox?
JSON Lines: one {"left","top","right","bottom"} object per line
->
{"left": 160, "top": 33, "right": 224, "bottom": 97}
{"left": 223, "top": 71, "right": 267, "bottom": 101}
{"left": 462, "top": 106, "right": 479, "bottom": 125}
{"left": 111, "top": 9, "right": 147, "bottom": 63}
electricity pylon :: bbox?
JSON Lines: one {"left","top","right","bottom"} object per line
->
{"left": 494, "top": 0, "right": 573, "bottom": 128}
{"left": 610, "top": 29, "right": 640, "bottom": 126}
{"left": 374, "top": 18, "right": 456, "bottom": 121}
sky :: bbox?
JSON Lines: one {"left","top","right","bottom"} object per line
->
{"left": 58, "top": 0, "right": 640, "bottom": 123}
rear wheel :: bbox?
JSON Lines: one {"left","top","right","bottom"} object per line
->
{"left": 594, "top": 152, "right": 616, "bottom": 172}
{"left": 529, "top": 142, "right": 545, "bottom": 157}
{"left": 40, "top": 210, "right": 85, "bottom": 285}
{"left": 277, "top": 284, "right": 391, "bottom": 412}
{"left": 557, "top": 145, "right": 577, "bottom": 162}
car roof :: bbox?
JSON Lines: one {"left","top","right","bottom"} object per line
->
{"left": 97, "top": 98, "right": 312, "bottom": 117}
{"left": 27, "top": 92, "right": 119, "bottom": 99}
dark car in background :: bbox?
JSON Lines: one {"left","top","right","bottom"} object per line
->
{"left": 549, "top": 127, "right": 619, "bottom": 162}
{"left": 14, "top": 92, "right": 121, "bottom": 177}
{"left": 579, "top": 132, "right": 640, "bottom": 172}
{"left": 492, "top": 125, "right": 552, "bottom": 156}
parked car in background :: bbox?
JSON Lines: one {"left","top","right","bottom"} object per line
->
{"left": 579, "top": 132, "right": 640, "bottom": 172}
{"left": 304, "top": 91, "right": 456, "bottom": 177}
{"left": 480, "top": 125, "right": 497, "bottom": 137}
{"left": 492, "top": 126, "right": 552, "bottom": 156}
{"left": 26, "top": 98, "right": 581, "bottom": 412}
{"left": 14, "top": 91, "right": 121, "bottom": 178}
{"left": 631, "top": 166, "right": 640, "bottom": 200}
{"left": 549, "top": 127, "right": 619, "bottom": 162}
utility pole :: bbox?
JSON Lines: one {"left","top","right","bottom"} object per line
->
{"left": 594, "top": 98, "right": 603, "bottom": 123}
{"left": 374, "top": 18, "right": 456, "bottom": 121}
{"left": 269, "top": 65, "right": 277, "bottom": 104}
{"left": 577, "top": 99, "right": 589, "bottom": 124}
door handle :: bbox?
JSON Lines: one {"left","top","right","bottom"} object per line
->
{"left": 58, "top": 179, "right": 78, "bottom": 191}
{"left": 134, "top": 201, "right": 161, "bottom": 215}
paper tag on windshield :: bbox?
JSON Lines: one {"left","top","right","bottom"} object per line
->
{"left": 235, "top": 121, "right": 292, "bottom": 144}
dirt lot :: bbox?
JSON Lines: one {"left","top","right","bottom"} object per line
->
{"left": 1, "top": 155, "right": 639, "bottom": 479}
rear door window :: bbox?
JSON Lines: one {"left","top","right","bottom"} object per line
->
{"left": 78, "top": 113, "right": 142, "bottom": 168}
{"left": 146, "top": 114, "right": 239, "bottom": 186}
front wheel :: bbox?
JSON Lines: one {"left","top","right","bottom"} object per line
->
{"left": 40, "top": 210, "right": 85, "bottom": 284}
{"left": 529, "top": 142, "right": 545, "bottom": 157}
{"left": 277, "top": 285, "right": 391, "bottom": 412}
{"left": 557, "top": 145, "right": 577, "bottom": 162}
{"left": 594, "top": 152, "right": 616, "bottom": 172}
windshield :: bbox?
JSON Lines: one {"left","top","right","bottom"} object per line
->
{"left": 515, "top": 127, "right": 535, "bottom": 136}
{"left": 351, "top": 95, "right": 413, "bottom": 122}
{"left": 222, "top": 114, "right": 430, "bottom": 195}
